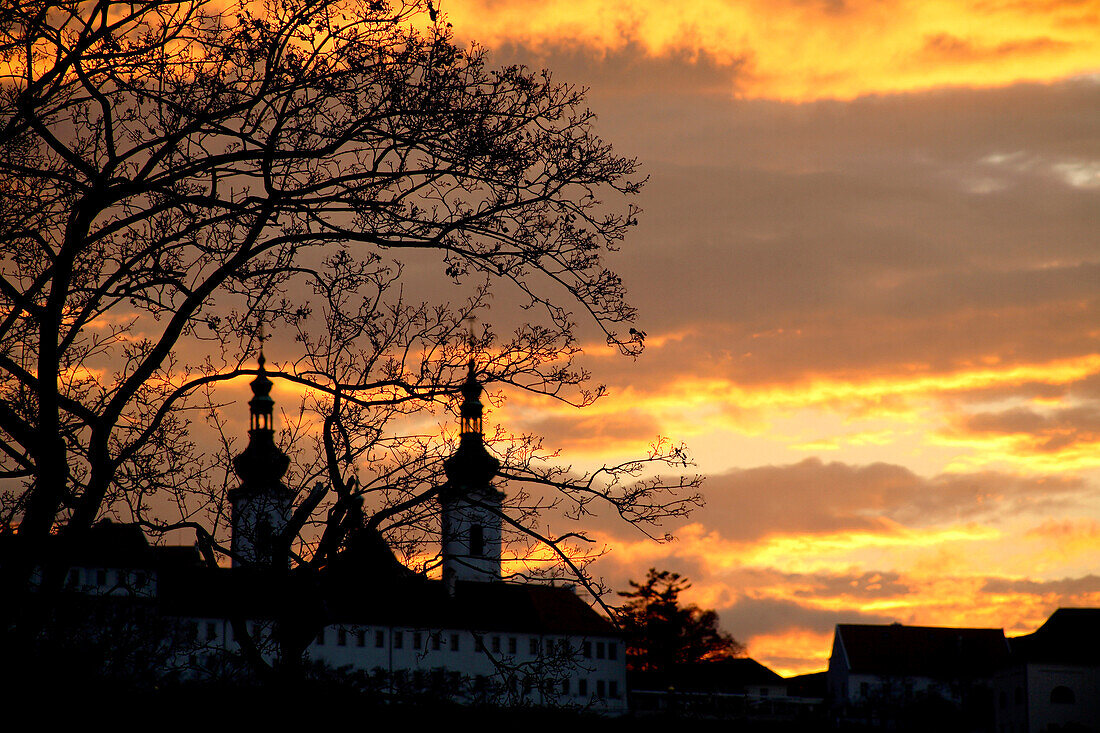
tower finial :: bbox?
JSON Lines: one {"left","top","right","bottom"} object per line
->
{"left": 257, "top": 321, "right": 267, "bottom": 370}
{"left": 459, "top": 360, "right": 483, "bottom": 437}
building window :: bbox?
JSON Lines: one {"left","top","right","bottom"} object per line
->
{"left": 432, "top": 632, "right": 441, "bottom": 651}
{"left": 96, "top": 569, "right": 107, "bottom": 585}
{"left": 375, "top": 630, "right": 385, "bottom": 648}
{"left": 492, "top": 636, "right": 501, "bottom": 653}
{"left": 394, "top": 631, "right": 403, "bottom": 649}
{"left": 596, "top": 641, "right": 605, "bottom": 659}
{"left": 206, "top": 622, "right": 217, "bottom": 641}
{"left": 470, "top": 524, "right": 484, "bottom": 557}
{"left": 596, "top": 680, "right": 605, "bottom": 697}
{"left": 582, "top": 641, "right": 592, "bottom": 658}
{"left": 579, "top": 679, "right": 588, "bottom": 696}
{"left": 508, "top": 637, "right": 517, "bottom": 654}
{"left": 530, "top": 637, "right": 539, "bottom": 655}
{"left": 356, "top": 630, "right": 366, "bottom": 647}
{"left": 1051, "top": 686, "right": 1075, "bottom": 704}
{"left": 413, "top": 632, "right": 422, "bottom": 650}
{"left": 610, "top": 681, "right": 619, "bottom": 698}
{"left": 475, "top": 634, "right": 485, "bottom": 652}
{"left": 450, "top": 633, "right": 459, "bottom": 651}
{"left": 608, "top": 642, "right": 617, "bottom": 660}
{"left": 561, "top": 679, "right": 569, "bottom": 695}
{"left": 337, "top": 628, "right": 347, "bottom": 646}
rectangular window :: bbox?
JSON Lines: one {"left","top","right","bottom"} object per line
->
{"left": 356, "top": 630, "right": 366, "bottom": 647}
{"left": 610, "top": 681, "right": 619, "bottom": 698}
{"left": 337, "top": 628, "right": 347, "bottom": 646}
{"left": 432, "top": 632, "right": 442, "bottom": 651}
{"left": 413, "top": 632, "right": 422, "bottom": 650}
{"left": 582, "top": 641, "right": 592, "bottom": 658}
{"left": 508, "top": 637, "right": 517, "bottom": 654}
{"left": 394, "top": 631, "right": 403, "bottom": 649}
{"left": 596, "top": 641, "right": 605, "bottom": 659}
{"left": 206, "top": 622, "right": 217, "bottom": 641}
{"left": 450, "top": 633, "right": 460, "bottom": 651}
{"left": 492, "top": 636, "right": 501, "bottom": 653}
{"left": 579, "top": 679, "right": 588, "bottom": 696}
{"left": 375, "top": 630, "right": 385, "bottom": 648}
{"left": 561, "top": 679, "right": 570, "bottom": 695}
{"left": 596, "top": 680, "right": 605, "bottom": 697}
{"left": 529, "top": 637, "right": 539, "bottom": 655}
{"left": 608, "top": 642, "right": 617, "bottom": 660}
{"left": 475, "top": 635, "right": 485, "bottom": 652}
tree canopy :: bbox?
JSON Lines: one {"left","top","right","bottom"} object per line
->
{"left": 0, "top": 0, "right": 703, "bottom": 673}
{"left": 618, "top": 568, "right": 744, "bottom": 673}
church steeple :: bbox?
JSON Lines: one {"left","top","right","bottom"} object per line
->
{"left": 441, "top": 361, "right": 503, "bottom": 588}
{"left": 230, "top": 349, "right": 294, "bottom": 569}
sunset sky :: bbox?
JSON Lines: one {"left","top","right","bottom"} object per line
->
{"left": 433, "top": 0, "right": 1100, "bottom": 675}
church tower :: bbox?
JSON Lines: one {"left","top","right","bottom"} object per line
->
{"left": 229, "top": 351, "right": 294, "bottom": 568}
{"left": 441, "top": 361, "right": 503, "bottom": 587}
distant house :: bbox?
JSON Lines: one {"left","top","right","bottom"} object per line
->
{"left": 629, "top": 658, "right": 821, "bottom": 720}
{"left": 994, "top": 608, "right": 1100, "bottom": 733}
{"left": 828, "top": 622, "right": 1009, "bottom": 725}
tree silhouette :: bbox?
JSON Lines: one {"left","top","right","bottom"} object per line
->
{"left": 617, "top": 568, "right": 744, "bottom": 673}
{"left": 0, "top": 0, "right": 703, "bottom": 678}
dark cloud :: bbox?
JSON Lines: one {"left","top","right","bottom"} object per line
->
{"left": 695, "top": 459, "right": 1087, "bottom": 541}
{"left": 484, "top": 41, "right": 745, "bottom": 99}
{"left": 517, "top": 409, "right": 663, "bottom": 451}
{"left": 717, "top": 596, "right": 894, "bottom": 638}
{"left": 943, "top": 405, "right": 1100, "bottom": 453}
{"left": 919, "top": 33, "right": 1070, "bottom": 63}
{"left": 981, "top": 574, "right": 1100, "bottom": 596}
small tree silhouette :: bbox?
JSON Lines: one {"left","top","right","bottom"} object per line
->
{"left": 617, "top": 568, "right": 744, "bottom": 673}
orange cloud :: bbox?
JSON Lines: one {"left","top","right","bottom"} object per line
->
{"left": 447, "top": 0, "right": 1100, "bottom": 100}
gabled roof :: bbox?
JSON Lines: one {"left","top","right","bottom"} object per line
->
{"left": 1008, "top": 608, "right": 1100, "bottom": 665}
{"left": 835, "top": 623, "right": 1008, "bottom": 678}
{"left": 0, "top": 520, "right": 201, "bottom": 570}
{"left": 630, "top": 658, "right": 784, "bottom": 693}
{"left": 158, "top": 567, "right": 617, "bottom": 636}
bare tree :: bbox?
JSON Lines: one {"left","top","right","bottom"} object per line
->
{"left": 0, "top": 0, "right": 703, "bottom": 677}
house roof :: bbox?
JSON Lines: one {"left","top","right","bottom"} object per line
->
{"left": 1008, "top": 608, "right": 1100, "bottom": 665}
{"left": 630, "top": 658, "right": 784, "bottom": 693}
{"left": 835, "top": 623, "right": 1009, "bottom": 678}
{"left": 0, "top": 520, "right": 201, "bottom": 570}
{"left": 11, "top": 520, "right": 617, "bottom": 637}
{"left": 157, "top": 565, "right": 617, "bottom": 636}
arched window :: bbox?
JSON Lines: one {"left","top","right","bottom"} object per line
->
{"left": 1050, "top": 686, "right": 1075, "bottom": 705}
{"left": 470, "top": 524, "right": 484, "bottom": 557}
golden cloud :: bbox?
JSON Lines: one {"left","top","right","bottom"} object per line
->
{"left": 447, "top": 0, "right": 1100, "bottom": 100}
